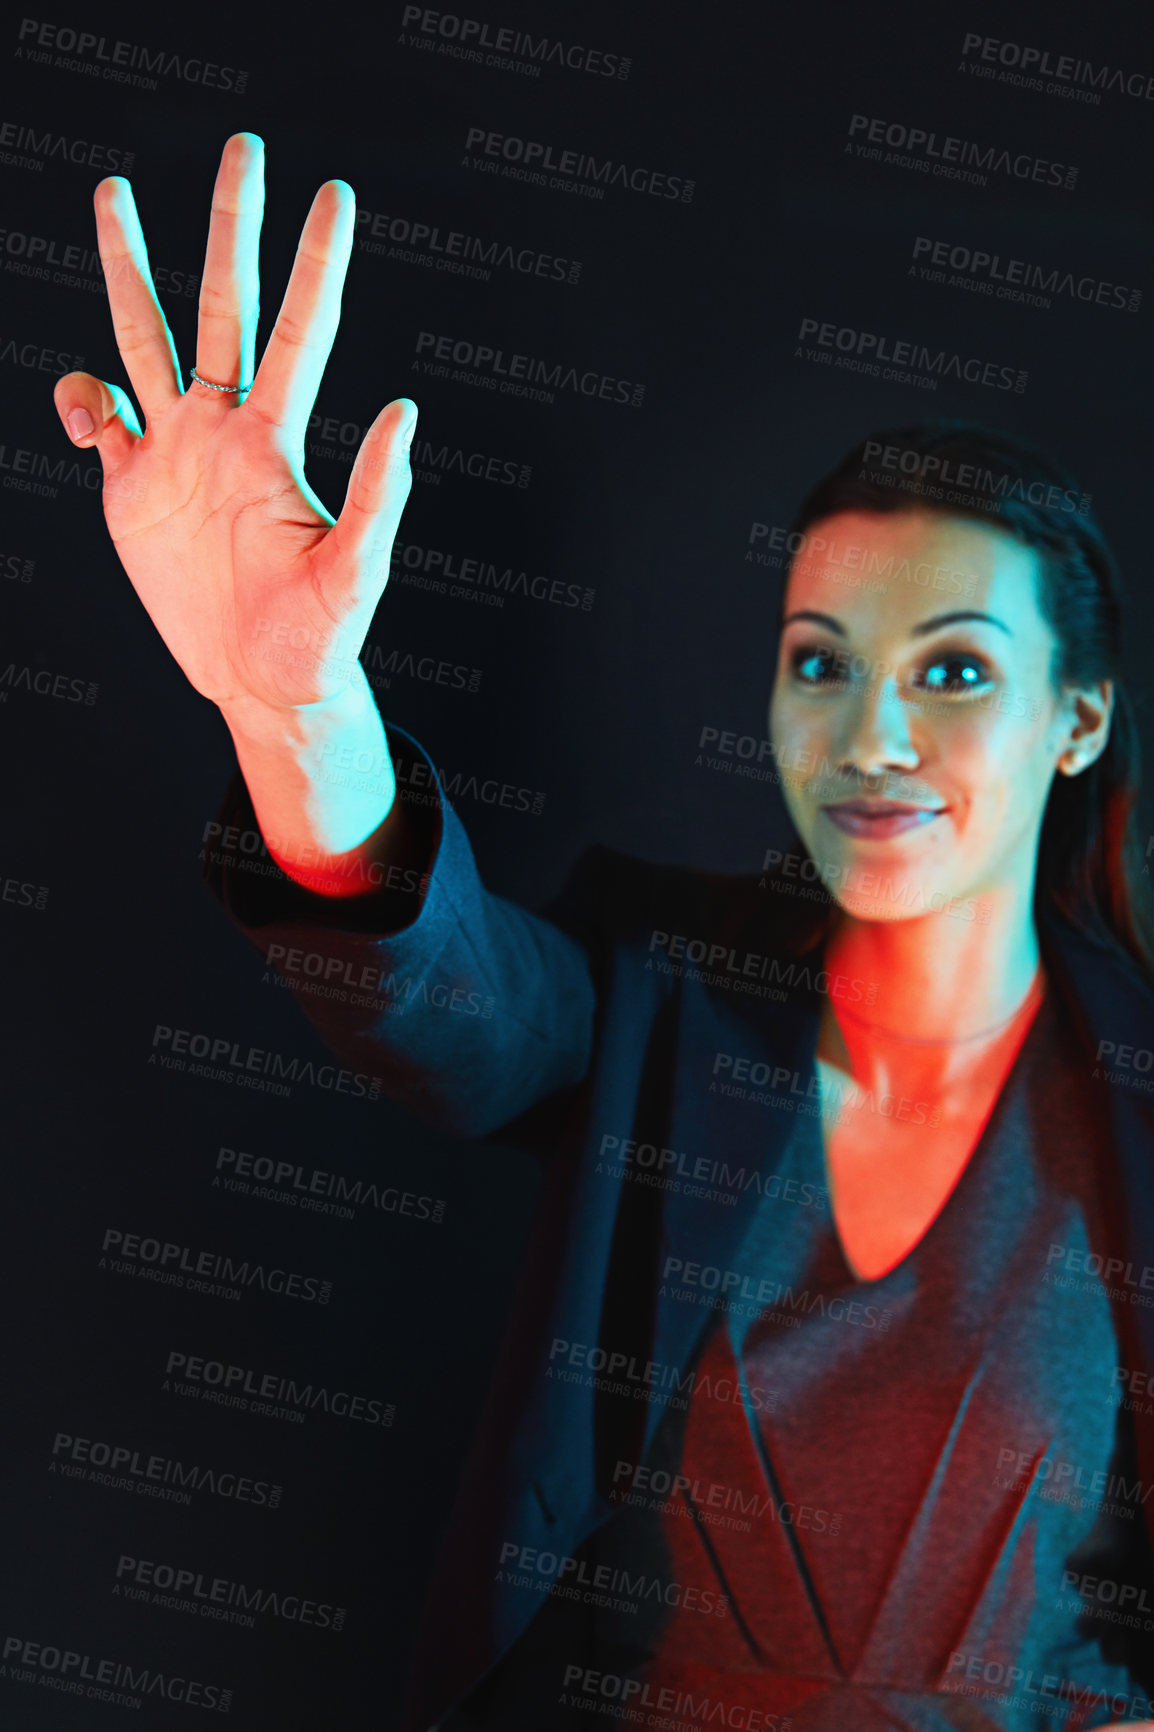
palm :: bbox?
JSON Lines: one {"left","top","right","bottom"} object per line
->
{"left": 105, "top": 406, "right": 352, "bottom": 709}
{"left": 56, "top": 134, "right": 414, "bottom": 714}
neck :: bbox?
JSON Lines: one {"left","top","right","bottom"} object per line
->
{"left": 823, "top": 879, "right": 1042, "bottom": 1047}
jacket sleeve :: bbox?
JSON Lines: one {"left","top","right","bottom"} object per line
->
{"left": 200, "top": 721, "right": 597, "bottom": 1138}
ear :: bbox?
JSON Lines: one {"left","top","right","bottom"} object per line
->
{"left": 1056, "top": 679, "right": 1114, "bottom": 777}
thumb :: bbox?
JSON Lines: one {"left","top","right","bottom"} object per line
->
{"left": 325, "top": 397, "right": 417, "bottom": 601}
{"left": 53, "top": 371, "right": 142, "bottom": 471}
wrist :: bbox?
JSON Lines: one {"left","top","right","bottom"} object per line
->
{"left": 219, "top": 670, "right": 380, "bottom": 756}
{"left": 218, "top": 671, "right": 403, "bottom": 886}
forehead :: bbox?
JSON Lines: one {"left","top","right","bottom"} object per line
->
{"left": 784, "top": 508, "right": 1044, "bottom": 633}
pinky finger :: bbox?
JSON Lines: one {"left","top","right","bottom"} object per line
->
{"left": 53, "top": 370, "right": 142, "bottom": 476}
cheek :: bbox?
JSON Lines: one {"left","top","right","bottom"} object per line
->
{"left": 769, "top": 700, "right": 819, "bottom": 802}
{"left": 936, "top": 709, "right": 1052, "bottom": 819}
{"left": 770, "top": 687, "right": 827, "bottom": 759}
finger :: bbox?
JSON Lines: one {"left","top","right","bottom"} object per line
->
{"left": 54, "top": 370, "right": 142, "bottom": 474}
{"left": 194, "top": 132, "right": 264, "bottom": 398}
{"left": 245, "top": 179, "right": 355, "bottom": 442}
{"left": 320, "top": 400, "right": 417, "bottom": 611}
{"left": 94, "top": 177, "right": 183, "bottom": 417}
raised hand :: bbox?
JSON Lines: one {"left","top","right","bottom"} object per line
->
{"left": 53, "top": 131, "right": 415, "bottom": 725}
{"left": 53, "top": 133, "right": 421, "bottom": 891}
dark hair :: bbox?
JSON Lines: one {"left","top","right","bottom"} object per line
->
{"left": 778, "top": 419, "right": 1154, "bottom": 978}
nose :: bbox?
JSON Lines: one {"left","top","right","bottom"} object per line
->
{"left": 835, "top": 673, "right": 921, "bottom": 780}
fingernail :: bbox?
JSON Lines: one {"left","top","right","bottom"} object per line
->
{"left": 401, "top": 405, "right": 418, "bottom": 451}
{"left": 67, "top": 407, "right": 95, "bottom": 441}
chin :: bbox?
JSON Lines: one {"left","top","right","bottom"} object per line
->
{"left": 828, "top": 872, "right": 983, "bottom": 927}
{"left": 800, "top": 848, "right": 963, "bottom": 925}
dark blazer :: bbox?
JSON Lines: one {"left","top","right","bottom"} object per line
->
{"left": 205, "top": 722, "right": 1154, "bottom": 1732}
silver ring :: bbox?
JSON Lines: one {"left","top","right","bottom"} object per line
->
{"left": 190, "top": 368, "right": 252, "bottom": 394}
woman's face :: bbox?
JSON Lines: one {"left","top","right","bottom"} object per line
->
{"left": 768, "top": 507, "right": 1103, "bottom": 924}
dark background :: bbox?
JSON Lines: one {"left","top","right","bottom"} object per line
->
{"left": 3, "top": 0, "right": 1154, "bottom": 1723}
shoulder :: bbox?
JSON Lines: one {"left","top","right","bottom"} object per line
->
{"left": 1041, "top": 910, "right": 1154, "bottom": 1065}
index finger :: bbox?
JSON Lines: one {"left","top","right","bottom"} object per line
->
{"left": 244, "top": 179, "right": 355, "bottom": 443}
{"left": 94, "top": 176, "right": 183, "bottom": 418}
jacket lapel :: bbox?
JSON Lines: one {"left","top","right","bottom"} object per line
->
{"left": 643, "top": 967, "right": 824, "bottom": 1458}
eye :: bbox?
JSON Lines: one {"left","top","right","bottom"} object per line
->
{"left": 912, "top": 653, "right": 991, "bottom": 695}
{"left": 790, "top": 645, "right": 843, "bottom": 686}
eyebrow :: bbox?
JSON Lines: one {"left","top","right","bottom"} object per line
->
{"left": 781, "top": 609, "right": 1012, "bottom": 638}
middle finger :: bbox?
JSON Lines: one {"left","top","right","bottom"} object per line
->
{"left": 194, "top": 132, "right": 265, "bottom": 398}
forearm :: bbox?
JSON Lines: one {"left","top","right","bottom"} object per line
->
{"left": 204, "top": 720, "right": 599, "bottom": 1138}
{"left": 219, "top": 670, "right": 419, "bottom": 899}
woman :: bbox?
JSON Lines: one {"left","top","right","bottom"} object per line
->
{"left": 55, "top": 134, "right": 1154, "bottom": 1731}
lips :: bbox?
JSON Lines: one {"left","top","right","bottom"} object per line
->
{"left": 820, "top": 801, "right": 946, "bottom": 840}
